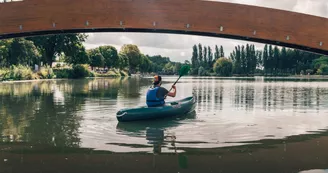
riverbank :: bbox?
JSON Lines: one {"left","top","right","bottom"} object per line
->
{"left": 0, "top": 65, "right": 130, "bottom": 82}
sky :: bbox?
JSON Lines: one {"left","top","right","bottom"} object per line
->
{"left": 83, "top": 0, "right": 328, "bottom": 63}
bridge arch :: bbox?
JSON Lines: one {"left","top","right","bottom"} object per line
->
{"left": 0, "top": 0, "right": 328, "bottom": 55}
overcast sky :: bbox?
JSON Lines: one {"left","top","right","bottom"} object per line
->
{"left": 83, "top": 0, "right": 328, "bottom": 63}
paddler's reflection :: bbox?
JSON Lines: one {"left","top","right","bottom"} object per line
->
{"left": 146, "top": 128, "right": 176, "bottom": 154}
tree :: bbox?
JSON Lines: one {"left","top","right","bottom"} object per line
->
{"left": 119, "top": 44, "right": 142, "bottom": 73}
{"left": 250, "top": 44, "right": 257, "bottom": 74}
{"left": 263, "top": 44, "right": 268, "bottom": 74}
{"left": 139, "top": 54, "right": 151, "bottom": 73}
{"left": 281, "top": 47, "right": 287, "bottom": 73}
{"left": 198, "top": 43, "right": 203, "bottom": 65}
{"left": 246, "top": 44, "right": 251, "bottom": 74}
{"left": 220, "top": 45, "right": 224, "bottom": 57}
{"left": 98, "top": 45, "right": 119, "bottom": 68}
{"left": 27, "top": 33, "right": 87, "bottom": 67}
{"left": 268, "top": 44, "right": 274, "bottom": 74}
{"left": 118, "top": 54, "right": 129, "bottom": 70}
{"left": 312, "top": 56, "right": 328, "bottom": 74}
{"left": 256, "top": 50, "right": 263, "bottom": 69}
{"left": 0, "top": 39, "right": 12, "bottom": 67}
{"left": 273, "top": 46, "right": 280, "bottom": 74}
{"left": 203, "top": 46, "right": 207, "bottom": 68}
{"left": 214, "top": 45, "right": 220, "bottom": 61}
{"left": 241, "top": 45, "right": 246, "bottom": 74}
{"left": 208, "top": 46, "right": 213, "bottom": 68}
{"left": 191, "top": 45, "right": 198, "bottom": 70}
{"left": 184, "top": 60, "right": 191, "bottom": 65}
{"left": 8, "top": 38, "right": 40, "bottom": 66}
{"left": 233, "top": 45, "right": 242, "bottom": 74}
{"left": 64, "top": 43, "right": 89, "bottom": 65}
{"left": 174, "top": 63, "right": 182, "bottom": 74}
{"left": 88, "top": 49, "right": 104, "bottom": 69}
{"left": 213, "top": 57, "right": 233, "bottom": 76}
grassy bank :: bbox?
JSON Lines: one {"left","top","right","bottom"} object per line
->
{"left": 93, "top": 68, "right": 129, "bottom": 77}
{"left": 0, "top": 65, "right": 55, "bottom": 81}
{"left": 0, "top": 65, "right": 130, "bottom": 82}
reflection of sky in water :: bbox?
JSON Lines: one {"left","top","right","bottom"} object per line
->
{"left": 53, "top": 85, "right": 65, "bottom": 105}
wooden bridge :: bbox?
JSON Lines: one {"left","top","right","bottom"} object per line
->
{"left": 0, "top": 0, "right": 328, "bottom": 55}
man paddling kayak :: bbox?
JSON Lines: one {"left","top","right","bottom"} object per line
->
{"left": 146, "top": 75, "right": 177, "bottom": 107}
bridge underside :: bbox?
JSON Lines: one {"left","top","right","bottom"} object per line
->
{"left": 1, "top": 28, "right": 328, "bottom": 55}
{"left": 1, "top": 0, "right": 328, "bottom": 55}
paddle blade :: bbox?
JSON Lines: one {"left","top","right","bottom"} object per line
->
{"left": 179, "top": 65, "right": 190, "bottom": 76}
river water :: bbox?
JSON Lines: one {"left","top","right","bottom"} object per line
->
{"left": 1, "top": 76, "right": 328, "bottom": 173}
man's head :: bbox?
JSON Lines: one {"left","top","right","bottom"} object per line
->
{"left": 153, "top": 75, "right": 162, "bottom": 86}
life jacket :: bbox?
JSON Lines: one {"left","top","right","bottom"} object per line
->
{"left": 146, "top": 86, "right": 165, "bottom": 107}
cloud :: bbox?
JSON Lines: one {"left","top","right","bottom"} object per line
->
{"left": 83, "top": 0, "right": 328, "bottom": 63}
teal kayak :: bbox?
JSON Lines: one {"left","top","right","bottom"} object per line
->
{"left": 116, "top": 96, "right": 196, "bottom": 122}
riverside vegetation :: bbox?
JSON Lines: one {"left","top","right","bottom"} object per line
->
{"left": 1, "top": 33, "right": 328, "bottom": 81}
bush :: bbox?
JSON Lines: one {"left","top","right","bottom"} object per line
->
{"left": 0, "top": 65, "right": 36, "bottom": 81}
{"left": 38, "top": 65, "right": 55, "bottom": 79}
{"left": 10, "top": 65, "right": 34, "bottom": 80}
{"left": 198, "top": 66, "right": 206, "bottom": 76}
{"left": 53, "top": 68, "right": 72, "bottom": 78}
{"left": 213, "top": 57, "right": 233, "bottom": 76}
{"left": 317, "top": 64, "right": 328, "bottom": 75}
{"left": 72, "top": 64, "right": 91, "bottom": 79}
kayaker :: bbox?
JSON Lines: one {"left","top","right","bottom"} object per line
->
{"left": 146, "top": 75, "right": 177, "bottom": 107}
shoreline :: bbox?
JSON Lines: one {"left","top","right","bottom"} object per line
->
{"left": 2, "top": 74, "right": 328, "bottom": 84}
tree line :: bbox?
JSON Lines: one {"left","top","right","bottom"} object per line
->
{"left": 2, "top": 33, "right": 328, "bottom": 78}
{"left": 0, "top": 33, "right": 184, "bottom": 75}
{"left": 191, "top": 43, "right": 326, "bottom": 76}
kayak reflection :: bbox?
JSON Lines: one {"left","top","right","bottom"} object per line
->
{"left": 115, "top": 110, "right": 196, "bottom": 136}
{"left": 146, "top": 128, "right": 177, "bottom": 154}
{"left": 115, "top": 110, "right": 196, "bottom": 155}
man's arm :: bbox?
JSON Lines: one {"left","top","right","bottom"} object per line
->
{"left": 166, "top": 85, "right": 176, "bottom": 97}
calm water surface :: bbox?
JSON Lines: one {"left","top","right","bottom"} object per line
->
{"left": 1, "top": 76, "right": 328, "bottom": 173}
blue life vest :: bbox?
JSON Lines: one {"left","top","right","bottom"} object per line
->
{"left": 146, "top": 87, "right": 165, "bottom": 107}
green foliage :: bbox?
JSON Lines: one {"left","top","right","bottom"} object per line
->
{"left": 191, "top": 45, "right": 198, "bottom": 71}
{"left": 27, "top": 33, "right": 88, "bottom": 66}
{"left": 0, "top": 39, "right": 12, "bottom": 67}
{"left": 53, "top": 65, "right": 93, "bottom": 79}
{"left": 53, "top": 68, "right": 71, "bottom": 78}
{"left": 119, "top": 44, "right": 142, "bottom": 73}
{"left": 139, "top": 54, "right": 151, "bottom": 73}
{"left": 316, "top": 64, "right": 328, "bottom": 75}
{"left": 64, "top": 43, "right": 89, "bottom": 65}
{"left": 98, "top": 45, "right": 119, "bottom": 68}
{"left": 71, "top": 64, "right": 91, "bottom": 79}
{"left": 38, "top": 65, "right": 55, "bottom": 79}
{"left": 8, "top": 38, "right": 40, "bottom": 66}
{"left": 118, "top": 54, "right": 129, "bottom": 70}
{"left": 88, "top": 49, "right": 105, "bottom": 68}
{"left": 0, "top": 65, "right": 35, "bottom": 81}
{"left": 146, "top": 55, "right": 172, "bottom": 74}
{"left": 198, "top": 66, "right": 206, "bottom": 76}
{"left": 213, "top": 57, "right": 233, "bottom": 76}
{"left": 313, "top": 56, "right": 328, "bottom": 70}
